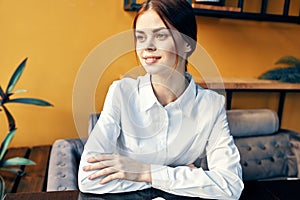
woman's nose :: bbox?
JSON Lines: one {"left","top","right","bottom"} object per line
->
{"left": 145, "top": 36, "right": 156, "bottom": 51}
{"left": 146, "top": 44, "right": 156, "bottom": 51}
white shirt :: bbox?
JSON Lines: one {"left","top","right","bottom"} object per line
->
{"left": 78, "top": 73, "right": 244, "bottom": 199}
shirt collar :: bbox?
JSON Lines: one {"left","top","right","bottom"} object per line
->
{"left": 139, "top": 73, "right": 158, "bottom": 112}
{"left": 138, "top": 73, "right": 198, "bottom": 116}
{"left": 177, "top": 73, "right": 197, "bottom": 117}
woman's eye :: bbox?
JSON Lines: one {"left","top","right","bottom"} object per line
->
{"left": 136, "top": 34, "right": 146, "bottom": 42}
{"left": 156, "top": 33, "right": 168, "bottom": 41}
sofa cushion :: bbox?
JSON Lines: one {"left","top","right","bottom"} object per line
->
{"left": 227, "top": 109, "right": 279, "bottom": 138}
{"left": 235, "top": 130, "right": 297, "bottom": 181}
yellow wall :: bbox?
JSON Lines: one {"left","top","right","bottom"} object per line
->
{"left": 0, "top": 0, "right": 300, "bottom": 147}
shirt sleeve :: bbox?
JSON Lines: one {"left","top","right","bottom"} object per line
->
{"left": 78, "top": 81, "right": 150, "bottom": 194}
{"left": 150, "top": 96, "right": 244, "bottom": 200}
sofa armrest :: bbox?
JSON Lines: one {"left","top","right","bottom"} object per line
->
{"left": 47, "top": 138, "right": 86, "bottom": 191}
{"left": 286, "top": 129, "right": 300, "bottom": 178}
{"left": 88, "top": 113, "right": 100, "bottom": 135}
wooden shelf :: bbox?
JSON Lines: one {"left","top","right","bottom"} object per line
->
{"left": 124, "top": 0, "right": 300, "bottom": 24}
{"left": 197, "top": 77, "right": 300, "bottom": 91}
{"left": 197, "top": 77, "right": 300, "bottom": 127}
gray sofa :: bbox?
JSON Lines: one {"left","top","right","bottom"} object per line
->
{"left": 46, "top": 109, "right": 300, "bottom": 191}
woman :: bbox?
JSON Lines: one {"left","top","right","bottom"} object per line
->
{"left": 78, "top": 0, "right": 244, "bottom": 199}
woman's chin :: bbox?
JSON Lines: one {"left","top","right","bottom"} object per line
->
{"left": 143, "top": 65, "right": 173, "bottom": 76}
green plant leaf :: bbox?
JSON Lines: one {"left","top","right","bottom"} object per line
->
{"left": 6, "top": 58, "right": 28, "bottom": 94}
{"left": 12, "top": 89, "right": 27, "bottom": 94}
{"left": 0, "top": 167, "right": 23, "bottom": 174}
{"left": 2, "top": 105, "right": 16, "bottom": 131}
{"left": 0, "top": 86, "right": 5, "bottom": 100}
{"left": 0, "top": 129, "right": 16, "bottom": 161}
{"left": 2, "top": 157, "right": 36, "bottom": 167}
{"left": 7, "top": 98, "right": 53, "bottom": 107}
{"left": 275, "top": 56, "right": 300, "bottom": 67}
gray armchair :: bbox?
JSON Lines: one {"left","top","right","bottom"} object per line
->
{"left": 46, "top": 109, "right": 300, "bottom": 191}
{"left": 226, "top": 109, "right": 300, "bottom": 181}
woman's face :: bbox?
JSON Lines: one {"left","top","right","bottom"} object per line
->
{"left": 135, "top": 10, "right": 189, "bottom": 76}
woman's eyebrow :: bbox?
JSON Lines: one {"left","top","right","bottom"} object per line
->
{"left": 153, "top": 27, "right": 168, "bottom": 33}
{"left": 135, "top": 27, "right": 168, "bottom": 33}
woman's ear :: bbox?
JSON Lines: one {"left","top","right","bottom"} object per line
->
{"left": 184, "top": 42, "right": 192, "bottom": 53}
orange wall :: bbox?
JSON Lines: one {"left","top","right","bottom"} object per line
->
{"left": 0, "top": 0, "right": 299, "bottom": 147}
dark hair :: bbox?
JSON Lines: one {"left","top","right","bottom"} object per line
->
{"left": 133, "top": 0, "right": 197, "bottom": 57}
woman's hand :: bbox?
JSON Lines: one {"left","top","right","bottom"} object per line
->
{"left": 188, "top": 164, "right": 197, "bottom": 169}
{"left": 83, "top": 154, "right": 152, "bottom": 184}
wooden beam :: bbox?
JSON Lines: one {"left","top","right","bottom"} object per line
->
{"left": 16, "top": 146, "right": 51, "bottom": 193}
{"left": 261, "top": 0, "right": 268, "bottom": 14}
{"left": 283, "top": 0, "right": 291, "bottom": 16}
{"left": 1, "top": 147, "right": 30, "bottom": 193}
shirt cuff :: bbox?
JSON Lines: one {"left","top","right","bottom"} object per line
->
{"left": 150, "top": 164, "right": 170, "bottom": 190}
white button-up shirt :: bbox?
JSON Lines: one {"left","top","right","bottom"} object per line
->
{"left": 78, "top": 73, "right": 244, "bottom": 199}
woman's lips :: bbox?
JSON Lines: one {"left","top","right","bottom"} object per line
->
{"left": 143, "top": 56, "right": 161, "bottom": 65}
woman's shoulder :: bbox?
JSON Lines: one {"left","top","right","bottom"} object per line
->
{"left": 196, "top": 84, "right": 224, "bottom": 98}
{"left": 109, "top": 74, "right": 148, "bottom": 93}
{"left": 194, "top": 84, "right": 225, "bottom": 106}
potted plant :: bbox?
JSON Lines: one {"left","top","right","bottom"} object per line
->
{"left": 0, "top": 58, "right": 52, "bottom": 198}
{"left": 259, "top": 56, "right": 300, "bottom": 83}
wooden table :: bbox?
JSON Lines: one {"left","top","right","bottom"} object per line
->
{"left": 3, "top": 189, "right": 204, "bottom": 200}
{"left": 240, "top": 179, "right": 300, "bottom": 200}
{"left": 0, "top": 145, "right": 51, "bottom": 194}
{"left": 3, "top": 190, "right": 79, "bottom": 200}
{"left": 197, "top": 77, "right": 300, "bottom": 127}
{"left": 3, "top": 180, "right": 300, "bottom": 200}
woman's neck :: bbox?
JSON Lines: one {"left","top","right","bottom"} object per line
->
{"left": 151, "top": 71, "right": 188, "bottom": 106}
